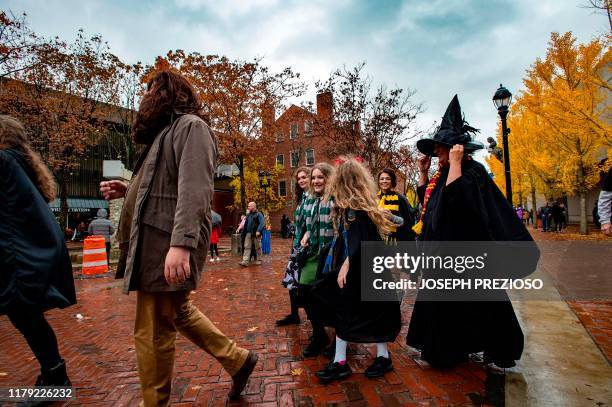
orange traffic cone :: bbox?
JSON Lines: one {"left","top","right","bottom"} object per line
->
{"left": 82, "top": 236, "right": 108, "bottom": 275}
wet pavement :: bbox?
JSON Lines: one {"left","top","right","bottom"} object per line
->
{"left": 1, "top": 234, "right": 611, "bottom": 406}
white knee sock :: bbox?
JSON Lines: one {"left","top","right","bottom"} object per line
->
{"left": 376, "top": 342, "right": 389, "bottom": 359}
{"left": 333, "top": 336, "right": 348, "bottom": 363}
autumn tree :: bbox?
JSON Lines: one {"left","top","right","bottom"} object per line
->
{"left": 229, "top": 157, "right": 286, "bottom": 215}
{"left": 0, "top": 25, "right": 123, "bottom": 226}
{"left": 313, "top": 62, "right": 423, "bottom": 174}
{"left": 0, "top": 10, "right": 64, "bottom": 79}
{"left": 150, "top": 52, "right": 305, "bottom": 212}
{"left": 488, "top": 32, "right": 611, "bottom": 234}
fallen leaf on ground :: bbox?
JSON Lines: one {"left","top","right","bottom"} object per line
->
{"left": 0, "top": 372, "right": 7, "bottom": 376}
{"left": 247, "top": 326, "right": 258, "bottom": 332}
{"left": 191, "top": 385, "right": 201, "bottom": 390}
{"left": 291, "top": 368, "right": 303, "bottom": 376}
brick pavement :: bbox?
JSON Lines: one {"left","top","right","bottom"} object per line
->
{"left": 529, "top": 226, "right": 612, "bottom": 364}
{"left": 1, "top": 237, "right": 498, "bottom": 406}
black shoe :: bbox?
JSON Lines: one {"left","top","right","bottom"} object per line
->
{"left": 276, "top": 315, "right": 300, "bottom": 326}
{"left": 322, "top": 340, "right": 335, "bottom": 359}
{"left": 315, "top": 361, "right": 352, "bottom": 382}
{"left": 17, "top": 360, "right": 71, "bottom": 407}
{"left": 229, "top": 351, "right": 258, "bottom": 400}
{"left": 302, "top": 336, "right": 329, "bottom": 358}
{"left": 364, "top": 356, "right": 393, "bottom": 378}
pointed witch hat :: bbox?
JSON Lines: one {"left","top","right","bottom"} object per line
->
{"left": 416, "top": 94, "right": 484, "bottom": 157}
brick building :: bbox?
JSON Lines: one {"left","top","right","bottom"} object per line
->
{"left": 265, "top": 92, "right": 334, "bottom": 231}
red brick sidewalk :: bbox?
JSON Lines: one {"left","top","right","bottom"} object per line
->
{"left": 1, "top": 238, "right": 499, "bottom": 406}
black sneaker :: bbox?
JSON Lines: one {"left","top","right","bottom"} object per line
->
{"left": 315, "top": 361, "right": 352, "bottom": 382}
{"left": 276, "top": 315, "right": 300, "bottom": 327}
{"left": 364, "top": 356, "right": 393, "bottom": 378}
{"left": 302, "top": 336, "right": 329, "bottom": 358}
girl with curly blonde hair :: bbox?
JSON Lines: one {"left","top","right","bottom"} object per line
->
{"left": 314, "top": 157, "right": 402, "bottom": 383}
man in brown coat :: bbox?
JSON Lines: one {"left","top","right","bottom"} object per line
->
{"left": 100, "top": 70, "right": 257, "bottom": 406}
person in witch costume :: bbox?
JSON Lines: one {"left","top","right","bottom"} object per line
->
{"left": 407, "top": 95, "right": 533, "bottom": 369}
{"left": 314, "top": 158, "right": 402, "bottom": 382}
{"left": 377, "top": 168, "right": 416, "bottom": 241}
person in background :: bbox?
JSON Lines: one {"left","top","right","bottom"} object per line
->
{"left": 209, "top": 222, "right": 221, "bottom": 262}
{"left": 521, "top": 208, "right": 529, "bottom": 225}
{"left": 88, "top": 208, "right": 115, "bottom": 265}
{"left": 516, "top": 205, "right": 524, "bottom": 222}
{"left": 281, "top": 214, "right": 290, "bottom": 239}
{"left": 1, "top": 115, "right": 76, "bottom": 395}
{"left": 558, "top": 202, "right": 567, "bottom": 232}
{"left": 593, "top": 200, "right": 601, "bottom": 229}
{"left": 75, "top": 221, "right": 88, "bottom": 241}
{"left": 239, "top": 202, "right": 265, "bottom": 266}
{"left": 377, "top": 168, "right": 416, "bottom": 241}
{"left": 598, "top": 168, "right": 612, "bottom": 236}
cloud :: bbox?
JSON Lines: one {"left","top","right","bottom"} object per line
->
{"left": 2, "top": 0, "right": 605, "bottom": 162}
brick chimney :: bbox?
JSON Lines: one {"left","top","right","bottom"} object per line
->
{"left": 316, "top": 91, "right": 333, "bottom": 122}
{"left": 261, "top": 102, "right": 275, "bottom": 139}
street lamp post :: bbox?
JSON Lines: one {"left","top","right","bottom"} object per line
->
{"left": 258, "top": 170, "right": 272, "bottom": 211}
{"left": 493, "top": 84, "right": 513, "bottom": 204}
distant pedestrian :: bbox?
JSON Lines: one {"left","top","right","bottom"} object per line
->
{"left": 593, "top": 200, "right": 601, "bottom": 229}
{"left": 210, "top": 223, "right": 221, "bottom": 262}
{"left": 551, "top": 202, "right": 563, "bottom": 233}
{"left": 88, "top": 208, "right": 115, "bottom": 264}
{"left": 598, "top": 168, "right": 612, "bottom": 236}
{"left": 281, "top": 214, "right": 290, "bottom": 238}
{"left": 516, "top": 205, "right": 524, "bottom": 222}
{"left": 0, "top": 115, "right": 75, "bottom": 391}
{"left": 239, "top": 202, "right": 265, "bottom": 266}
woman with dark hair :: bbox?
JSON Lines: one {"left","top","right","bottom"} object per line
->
{"left": 0, "top": 115, "right": 75, "bottom": 394}
{"left": 100, "top": 70, "right": 257, "bottom": 404}
{"left": 377, "top": 168, "right": 416, "bottom": 241}
{"left": 407, "top": 95, "right": 535, "bottom": 369}
{"left": 277, "top": 166, "right": 312, "bottom": 326}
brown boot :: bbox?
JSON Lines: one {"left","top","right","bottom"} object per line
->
{"left": 228, "top": 351, "right": 258, "bottom": 400}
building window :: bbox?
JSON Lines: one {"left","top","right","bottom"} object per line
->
{"left": 276, "top": 154, "right": 284, "bottom": 167}
{"left": 290, "top": 151, "right": 300, "bottom": 167}
{"left": 289, "top": 123, "right": 298, "bottom": 139}
{"left": 278, "top": 180, "right": 287, "bottom": 197}
{"left": 304, "top": 120, "right": 313, "bottom": 137}
{"left": 306, "top": 149, "right": 315, "bottom": 166}
{"left": 276, "top": 133, "right": 284, "bottom": 143}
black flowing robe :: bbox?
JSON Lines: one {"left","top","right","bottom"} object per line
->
{"left": 312, "top": 210, "right": 402, "bottom": 343}
{"left": 406, "top": 159, "right": 532, "bottom": 368}
{"left": 0, "top": 149, "right": 75, "bottom": 314}
{"left": 378, "top": 191, "right": 416, "bottom": 241}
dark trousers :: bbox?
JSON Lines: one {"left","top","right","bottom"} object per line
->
{"left": 288, "top": 289, "right": 300, "bottom": 319}
{"left": 210, "top": 243, "right": 219, "bottom": 257}
{"left": 7, "top": 308, "right": 62, "bottom": 371}
{"left": 105, "top": 241, "right": 111, "bottom": 265}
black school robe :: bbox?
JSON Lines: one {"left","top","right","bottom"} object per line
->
{"left": 0, "top": 149, "right": 76, "bottom": 314}
{"left": 378, "top": 191, "right": 416, "bottom": 241}
{"left": 406, "top": 159, "right": 535, "bottom": 368}
{"left": 311, "top": 210, "right": 402, "bottom": 343}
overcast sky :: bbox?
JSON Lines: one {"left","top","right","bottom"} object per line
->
{"left": 3, "top": 0, "right": 608, "bottom": 161}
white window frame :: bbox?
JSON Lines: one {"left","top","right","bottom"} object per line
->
{"left": 305, "top": 148, "right": 315, "bottom": 166}
{"left": 278, "top": 180, "right": 287, "bottom": 197}
{"left": 289, "top": 123, "right": 298, "bottom": 140}
{"left": 304, "top": 120, "right": 313, "bottom": 137}
{"left": 276, "top": 154, "right": 284, "bottom": 167}
{"left": 290, "top": 150, "right": 300, "bottom": 168}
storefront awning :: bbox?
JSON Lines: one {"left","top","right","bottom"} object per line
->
{"left": 49, "top": 198, "right": 109, "bottom": 213}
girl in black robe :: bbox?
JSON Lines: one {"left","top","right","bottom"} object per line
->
{"left": 407, "top": 95, "right": 534, "bottom": 369}
{"left": 314, "top": 158, "right": 402, "bottom": 382}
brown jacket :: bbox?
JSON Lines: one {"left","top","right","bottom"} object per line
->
{"left": 121, "top": 114, "right": 218, "bottom": 293}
